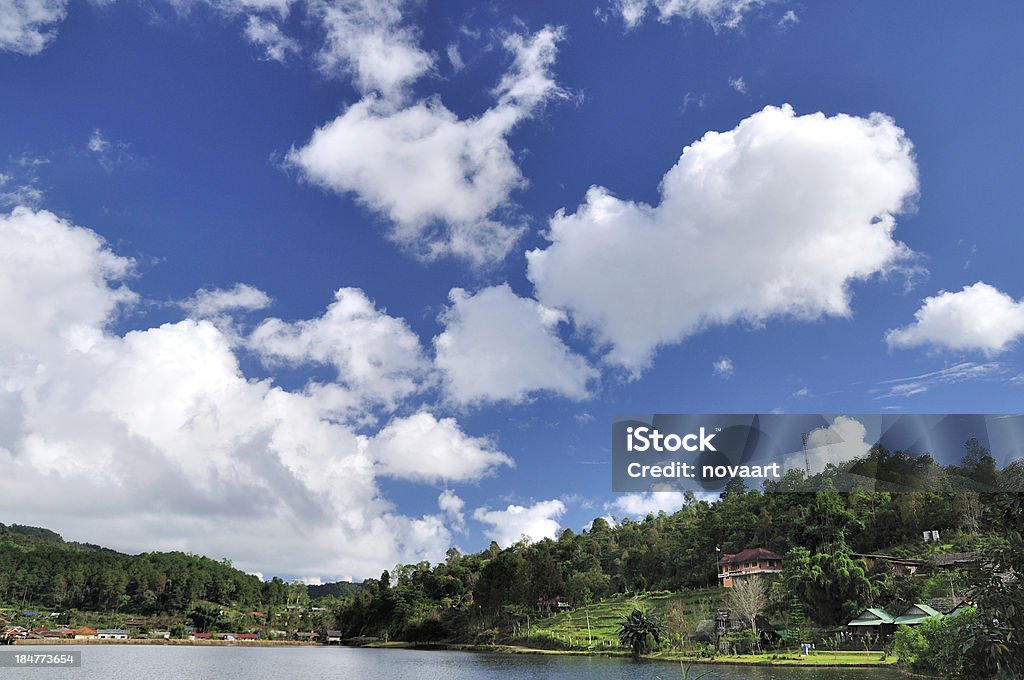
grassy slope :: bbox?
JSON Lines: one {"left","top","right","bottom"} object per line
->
{"left": 525, "top": 589, "right": 724, "bottom": 649}
{"left": 521, "top": 589, "right": 896, "bottom": 666}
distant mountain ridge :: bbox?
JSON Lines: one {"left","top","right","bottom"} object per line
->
{"left": 0, "top": 521, "right": 363, "bottom": 613}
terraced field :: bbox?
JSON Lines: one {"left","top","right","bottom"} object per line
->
{"left": 522, "top": 589, "right": 725, "bottom": 650}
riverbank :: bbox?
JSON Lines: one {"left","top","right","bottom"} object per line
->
{"left": 361, "top": 641, "right": 898, "bottom": 668}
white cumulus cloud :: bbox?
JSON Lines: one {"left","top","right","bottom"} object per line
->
{"left": 608, "top": 491, "right": 687, "bottom": 517}
{"left": 527, "top": 104, "right": 919, "bottom": 374}
{"left": 781, "top": 415, "right": 872, "bottom": 476}
{"left": 0, "top": 206, "right": 509, "bottom": 580}
{"left": 288, "top": 26, "right": 566, "bottom": 265}
{"left": 0, "top": 206, "right": 136, "bottom": 355}
{"left": 312, "top": 0, "right": 434, "bottom": 99}
{"left": 184, "top": 283, "right": 272, "bottom": 317}
{"left": 438, "top": 489, "right": 466, "bottom": 533}
{"left": 434, "top": 284, "right": 596, "bottom": 406}
{"left": 365, "top": 412, "right": 513, "bottom": 483}
{"left": 0, "top": 0, "right": 67, "bottom": 54}
{"left": 250, "top": 287, "right": 430, "bottom": 409}
{"left": 886, "top": 282, "right": 1024, "bottom": 356}
{"left": 473, "top": 499, "right": 565, "bottom": 547}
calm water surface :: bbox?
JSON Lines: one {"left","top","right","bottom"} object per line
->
{"left": 5, "top": 645, "right": 905, "bottom": 680}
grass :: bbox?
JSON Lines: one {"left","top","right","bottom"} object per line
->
{"left": 516, "top": 589, "right": 896, "bottom": 667}
{"left": 523, "top": 589, "right": 724, "bottom": 650}
{"left": 651, "top": 650, "right": 897, "bottom": 666}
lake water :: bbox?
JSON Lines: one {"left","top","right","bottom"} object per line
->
{"left": 3, "top": 645, "right": 904, "bottom": 680}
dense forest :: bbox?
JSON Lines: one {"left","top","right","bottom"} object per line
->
{"left": 0, "top": 522, "right": 305, "bottom": 614}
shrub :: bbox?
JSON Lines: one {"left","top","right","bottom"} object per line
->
{"left": 893, "top": 625, "right": 928, "bottom": 668}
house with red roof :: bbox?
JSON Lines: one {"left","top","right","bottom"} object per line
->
{"left": 718, "top": 547, "right": 783, "bottom": 588}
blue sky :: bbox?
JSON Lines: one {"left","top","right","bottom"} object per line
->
{"left": 1, "top": 0, "right": 1023, "bottom": 582}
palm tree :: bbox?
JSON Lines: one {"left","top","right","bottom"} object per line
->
{"left": 618, "top": 607, "right": 665, "bottom": 660}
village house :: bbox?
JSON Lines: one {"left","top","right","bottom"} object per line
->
{"left": 853, "top": 553, "right": 924, "bottom": 576}
{"left": 96, "top": 628, "right": 129, "bottom": 639}
{"left": 847, "top": 602, "right": 945, "bottom": 637}
{"left": 718, "top": 548, "right": 783, "bottom": 587}
{"left": 38, "top": 627, "right": 76, "bottom": 639}
{"left": 934, "top": 553, "right": 977, "bottom": 570}
{"left": 536, "top": 596, "right": 572, "bottom": 613}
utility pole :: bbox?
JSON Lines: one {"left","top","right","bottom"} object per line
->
{"left": 801, "top": 432, "right": 811, "bottom": 478}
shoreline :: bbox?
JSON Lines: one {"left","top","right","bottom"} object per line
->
{"left": 13, "top": 638, "right": 318, "bottom": 647}
{"left": 359, "top": 641, "right": 899, "bottom": 668}
{"left": 12, "top": 638, "right": 900, "bottom": 668}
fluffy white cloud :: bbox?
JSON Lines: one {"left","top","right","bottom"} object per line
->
{"left": 438, "top": 489, "right": 466, "bottom": 533}
{"left": 473, "top": 499, "right": 565, "bottom": 547}
{"left": 608, "top": 491, "right": 687, "bottom": 517}
{"left": 0, "top": 206, "right": 510, "bottom": 579}
{"left": 184, "top": 283, "right": 272, "bottom": 317}
{"left": 0, "top": 0, "right": 67, "bottom": 54}
{"left": 0, "top": 207, "right": 136, "bottom": 355}
{"left": 527, "top": 104, "right": 918, "bottom": 373}
{"left": 311, "top": 0, "right": 433, "bottom": 98}
{"left": 886, "top": 282, "right": 1024, "bottom": 356}
{"left": 434, "top": 284, "right": 595, "bottom": 406}
{"left": 288, "top": 26, "right": 566, "bottom": 265}
{"left": 781, "top": 415, "right": 871, "bottom": 476}
{"left": 250, "top": 287, "right": 429, "bottom": 408}
{"left": 244, "top": 15, "right": 300, "bottom": 62}
{"left": 614, "top": 0, "right": 767, "bottom": 30}
{"left": 365, "top": 412, "right": 513, "bottom": 483}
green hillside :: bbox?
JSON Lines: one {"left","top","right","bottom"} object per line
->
{"left": 525, "top": 589, "right": 725, "bottom": 650}
{"left": 0, "top": 522, "right": 360, "bottom": 617}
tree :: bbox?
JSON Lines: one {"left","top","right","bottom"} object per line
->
{"left": 187, "top": 603, "right": 223, "bottom": 633}
{"left": 664, "top": 599, "right": 688, "bottom": 648}
{"left": 728, "top": 577, "right": 768, "bottom": 651}
{"left": 957, "top": 494, "right": 1024, "bottom": 677}
{"left": 618, "top": 607, "right": 665, "bottom": 660}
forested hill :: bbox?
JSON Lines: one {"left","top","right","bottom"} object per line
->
{"left": 330, "top": 442, "right": 1022, "bottom": 641}
{"left": 0, "top": 522, "right": 321, "bottom": 614}
{"left": 308, "top": 580, "right": 363, "bottom": 601}
{"left": 2, "top": 441, "right": 1021, "bottom": 636}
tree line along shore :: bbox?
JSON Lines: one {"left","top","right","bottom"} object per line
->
{"left": 2, "top": 441, "right": 1021, "bottom": 678}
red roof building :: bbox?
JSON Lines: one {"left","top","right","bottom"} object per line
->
{"left": 718, "top": 548, "right": 783, "bottom": 588}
